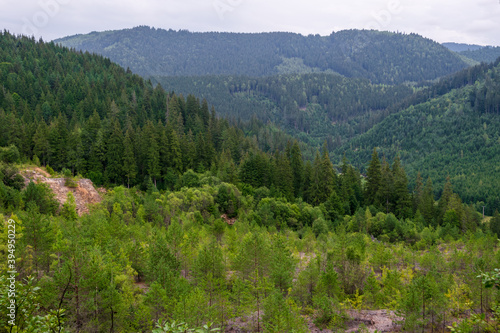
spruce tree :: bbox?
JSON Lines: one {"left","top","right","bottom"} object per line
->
{"left": 365, "top": 148, "right": 382, "bottom": 206}
{"left": 392, "top": 155, "right": 411, "bottom": 219}
{"left": 105, "top": 118, "right": 124, "bottom": 184}
{"left": 288, "top": 140, "right": 303, "bottom": 198}
{"left": 122, "top": 127, "right": 137, "bottom": 188}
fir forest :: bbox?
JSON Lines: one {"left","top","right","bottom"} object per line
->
{"left": 1, "top": 25, "right": 500, "bottom": 333}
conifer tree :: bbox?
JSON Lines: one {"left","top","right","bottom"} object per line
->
{"left": 377, "top": 157, "right": 394, "bottom": 213}
{"left": 437, "top": 176, "right": 454, "bottom": 224}
{"left": 288, "top": 140, "right": 303, "bottom": 198}
{"left": 145, "top": 121, "right": 160, "bottom": 187}
{"left": 269, "top": 234, "right": 295, "bottom": 292}
{"left": 105, "top": 118, "right": 124, "bottom": 184}
{"left": 392, "top": 155, "right": 411, "bottom": 219}
{"left": 365, "top": 148, "right": 382, "bottom": 206}
{"left": 272, "top": 152, "right": 294, "bottom": 200}
{"left": 419, "top": 177, "right": 436, "bottom": 225}
{"left": 33, "top": 121, "right": 50, "bottom": 166}
{"left": 122, "top": 127, "right": 137, "bottom": 188}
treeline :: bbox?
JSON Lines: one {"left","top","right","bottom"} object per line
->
{"left": 55, "top": 26, "right": 469, "bottom": 84}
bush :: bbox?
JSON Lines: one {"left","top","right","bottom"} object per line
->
{"left": 0, "top": 145, "right": 20, "bottom": 164}
{"left": 22, "top": 182, "right": 58, "bottom": 215}
{"left": 45, "top": 165, "right": 56, "bottom": 176}
{"left": 177, "top": 169, "right": 200, "bottom": 188}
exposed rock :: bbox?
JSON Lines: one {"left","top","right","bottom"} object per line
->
{"left": 21, "top": 169, "right": 103, "bottom": 216}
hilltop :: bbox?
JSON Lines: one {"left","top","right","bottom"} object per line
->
{"left": 55, "top": 26, "right": 469, "bottom": 84}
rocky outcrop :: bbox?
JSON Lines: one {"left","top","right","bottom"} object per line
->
{"left": 22, "top": 168, "right": 103, "bottom": 216}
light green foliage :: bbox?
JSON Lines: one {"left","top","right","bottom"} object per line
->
{"left": 262, "top": 290, "right": 308, "bottom": 332}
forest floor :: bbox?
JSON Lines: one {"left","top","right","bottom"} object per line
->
{"left": 21, "top": 167, "right": 103, "bottom": 215}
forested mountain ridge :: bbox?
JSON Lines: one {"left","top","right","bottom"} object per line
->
{"left": 442, "top": 42, "right": 485, "bottom": 52}
{"left": 55, "top": 26, "right": 469, "bottom": 84}
{"left": 459, "top": 46, "right": 500, "bottom": 64}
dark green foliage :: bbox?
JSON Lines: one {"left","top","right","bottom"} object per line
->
{"left": 0, "top": 144, "right": 20, "bottom": 163}
{"left": 22, "top": 182, "right": 58, "bottom": 215}
{"left": 341, "top": 61, "right": 500, "bottom": 214}
{"left": 490, "top": 210, "right": 500, "bottom": 237}
{"left": 56, "top": 27, "right": 468, "bottom": 84}
{"left": 460, "top": 46, "right": 500, "bottom": 64}
{"left": 365, "top": 148, "right": 382, "bottom": 206}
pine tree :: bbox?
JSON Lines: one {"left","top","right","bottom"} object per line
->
{"left": 413, "top": 172, "right": 424, "bottom": 213}
{"left": 392, "top": 155, "right": 411, "bottom": 219}
{"left": 233, "top": 231, "right": 270, "bottom": 279}
{"left": 105, "top": 118, "right": 124, "bottom": 184}
{"left": 182, "top": 130, "right": 196, "bottom": 171}
{"left": 308, "top": 146, "right": 336, "bottom": 206}
{"left": 365, "top": 148, "right": 382, "bottom": 206}
{"left": 288, "top": 140, "right": 303, "bottom": 198}
{"left": 269, "top": 234, "right": 295, "bottom": 292}
{"left": 122, "top": 127, "right": 137, "bottom": 188}
{"left": 272, "top": 152, "right": 294, "bottom": 200}
{"left": 377, "top": 157, "right": 394, "bottom": 213}
{"left": 33, "top": 121, "right": 50, "bottom": 166}
{"left": 419, "top": 177, "right": 436, "bottom": 226}
{"left": 437, "top": 176, "right": 453, "bottom": 224}
{"left": 66, "top": 126, "right": 85, "bottom": 175}
{"left": 144, "top": 121, "right": 160, "bottom": 187}
{"left": 302, "top": 160, "right": 313, "bottom": 203}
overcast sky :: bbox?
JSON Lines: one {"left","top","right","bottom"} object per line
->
{"left": 2, "top": 0, "right": 500, "bottom": 45}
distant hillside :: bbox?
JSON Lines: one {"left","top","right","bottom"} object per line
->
{"left": 442, "top": 42, "right": 484, "bottom": 52}
{"left": 339, "top": 59, "right": 500, "bottom": 212}
{"left": 153, "top": 74, "right": 414, "bottom": 147}
{"left": 459, "top": 46, "right": 500, "bottom": 64}
{"left": 55, "top": 26, "right": 469, "bottom": 84}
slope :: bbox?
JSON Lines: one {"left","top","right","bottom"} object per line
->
{"left": 55, "top": 26, "right": 469, "bottom": 84}
{"left": 459, "top": 46, "right": 500, "bottom": 64}
{"left": 153, "top": 74, "right": 415, "bottom": 147}
{"left": 339, "top": 59, "right": 500, "bottom": 213}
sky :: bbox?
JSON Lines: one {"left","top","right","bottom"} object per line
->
{"left": 2, "top": 0, "right": 500, "bottom": 46}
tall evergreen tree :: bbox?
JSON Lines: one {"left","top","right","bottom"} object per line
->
{"left": 392, "top": 155, "right": 411, "bottom": 218}
{"left": 105, "top": 118, "right": 124, "bottom": 184}
{"left": 122, "top": 127, "right": 137, "bottom": 188}
{"left": 365, "top": 148, "right": 382, "bottom": 206}
{"left": 287, "top": 140, "right": 303, "bottom": 198}
{"left": 377, "top": 157, "right": 393, "bottom": 213}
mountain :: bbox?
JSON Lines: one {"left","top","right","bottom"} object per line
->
{"left": 442, "top": 42, "right": 484, "bottom": 52}
{"left": 55, "top": 26, "right": 469, "bottom": 84}
{"left": 0, "top": 31, "right": 312, "bottom": 191}
{"left": 339, "top": 58, "right": 500, "bottom": 213}
{"left": 442, "top": 42, "right": 500, "bottom": 64}
{"left": 459, "top": 46, "right": 500, "bottom": 64}
{"left": 153, "top": 74, "right": 415, "bottom": 147}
